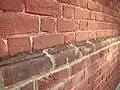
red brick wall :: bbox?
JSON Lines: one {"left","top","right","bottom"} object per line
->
{"left": 0, "top": 0, "right": 120, "bottom": 90}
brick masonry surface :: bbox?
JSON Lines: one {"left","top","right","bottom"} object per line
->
{"left": 0, "top": 0, "right": 120, "bottom": 90}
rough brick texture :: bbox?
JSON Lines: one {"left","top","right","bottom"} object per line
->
{"left": 0, "top": 0, "right": 120, "bottom": 90}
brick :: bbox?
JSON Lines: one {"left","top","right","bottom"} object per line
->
{"left": 86, "top": 83, "right": 92, "bottom": 90}
{"left": 47, "top": 45, "right": 68, "bottom": 54}
{"left": 20, "top": 82, "right": 33, "bottom": 90}
{"left": 63, "top": 80, "right": 72, "bottom": 90}
{"left": 0, "top": 38, "right": 8, "bottom": 57}
{"left": 37, "top": 68, "right": 69, "bottom": 90}
{"left": 53, "top": 52, "right": 67, "bottom": 67}
{"left": 103, "top": 6, "right": 110, "bottom": 15}
{"left": 89, "top": 11, "right": 97, "bottom": 20}
{"left": 88, "top": 68, "right": 101, "bottom": 83}
{"left": 79, "top": 43, "right": 94, "bottom": 56}
{"left": 85, "top": 61, "right": 100, "bottom": 77}
{"left": 75, "top": 31, "right": 88, "bottom": 42}
{"left": 101, "top": 63, "right": 108, "bottom": 74}
{"left": 77, "top": 0, "right": 87, "bottom": 8}
{"left": 84, "top": 57, "right": 91, "bottom": 67}
{"left": 53, "top": 49, "right": 80, "bottom": 67}
{"left": 91, "top": 52, "right": 100, "bottom": 64}
{"left": 88, "top": 31, "right": 96, "bottom": 39}
{"left": 1, "top": 55, "right": 52, "bottom": 87}
{"left": 74, "top": 7, "right": 89, "bottom": 19}
{"left": 62, "top": 5, "right": 74, "bottom": 19}
{"left": 0, "top": 12, "right": 39, "bottom": 34}
{"left": 41, "top": 17, "right": 56, "bottom": 33}
{"left": 33, "top": 34, "right": 64, "bottom": 51}
{"left": 71, "top": 70, "right": 85, "bottom": 87}
{"left": 53, "top": 80, "right": 72, "bottom": 90}
{"left": 7, "top": 36, "right": 31, "bottom": 55}
{"left": 79, "top": 20, "right": 88, "bottom": 31}
{"left": 57, "top": 19, "right": 79, "bottom": 32}
{"left": 25, "top": 0, "right": 61, "bottom": 17}
{"left": 96, "top": 12, "right": 104, "bottom": 21}
{"left": 0, "top": 0, "right": 23, "bottom": 12}
{"left": 65, "top": 32, "right": 75, "bottom": 43}
{"left": 88, "top": 21, "right": 98, "bottom": 30}
{"left": 71, "top": 60, "right": 85, "bottom": 75}
{"left": 88, "top": 0, "right": 98, "bottom": 11}
{"left": 96, "top": 31, "right": 103, "bottom": 38}
{"left": 97, "top": 3, "right": 103, "bottom": 12}
{"left": 57, "top": 0, "right": 78, "bottom": 6}
{"left": 73, "top": 79, "right": 88, "bottom": 90}
{"left": 93, "top": 75, "right": 102, "bottom": 88}
{"left": 93, "top": 86, "right": 99, "bottom": 90}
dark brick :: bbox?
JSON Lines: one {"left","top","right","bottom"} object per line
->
{"left": 47, "top": 45, "right": 69, "bottom": 54}
{"left": 78, "top": 43, "right": 94, "bottom": 56}
{"left": 53, "top": 49, "right": 81, "bottom": 67}
{"left": 1, "top": 55, "right": 52, "bottom": 87}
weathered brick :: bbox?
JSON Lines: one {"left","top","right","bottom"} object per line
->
{"left": 74, "top": 7, "right": 89, "bottom": 19}
{"left": 65, "top": 32, "right": 75, "bottom": 43}
{"left": 19, "top": 82, "right": 33, "bottom": 90}
{"left": 1, "top": 55, "right": 52, "bottom": 87}
{"left": 7, "top": 36, "right": 31, "bottom": 55}
{"left": 37, "top": 68, "right": 69, "bottom": 90}
{"left": 0, "top": 38, "right": 8, "bottom": 57}
{"left": 62, "top": 5, "right": 74, "bottom": 19}
{"left": 75, "top": 31, "right": 88, "bottom": 42}
{"left": 41, "top": 17, "right": 56, "bottom": 33}
{"left": 79, "top": 43, "right": 94, "bottom": 56}
{"left": 53, "top": 49, "right": 80, "bottom": 67}
{"left": 0, "top": 12, "right": 39, "bottom": 34}
{"left": 53, "top": 52, "right": 67, "bottom": 67}
{"left": 0, "top": 0, "right": 23, "bottom": 12}
{"left": 47, "top": 45, "right": 68, "bottom": 54}
{"left": 33, "top": 34, "right": 64, "bottom": 51}
{"left": 57, "top": 19, "right": 79, "bottom": 32}
{"left": 25, "top": 0, "right": 61, "bottom": 17}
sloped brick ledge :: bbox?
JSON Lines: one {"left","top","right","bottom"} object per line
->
{"left": 0, "top": 35, "right": 120, "bottom": 90}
